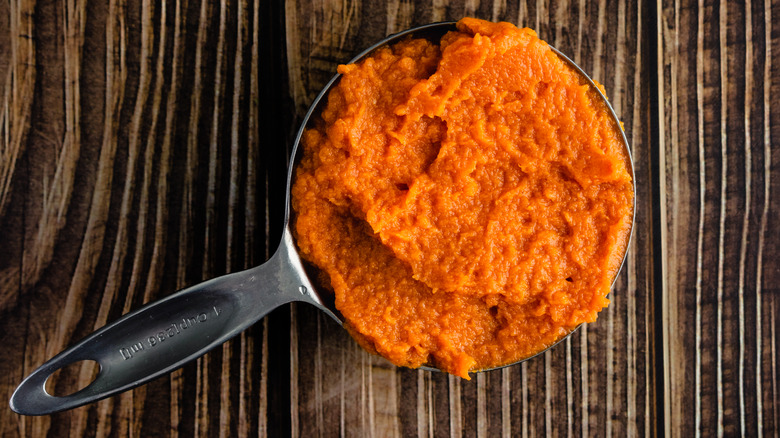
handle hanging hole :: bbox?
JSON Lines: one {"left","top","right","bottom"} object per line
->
{"left": 44, "top": 360, "right": 101, "bottom": 397}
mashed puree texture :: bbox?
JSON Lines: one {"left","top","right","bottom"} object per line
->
{"left": 292, "top": 18, "right": 634, "bottom": 378}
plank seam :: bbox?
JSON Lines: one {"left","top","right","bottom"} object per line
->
{"left": 649, "top": 0, "right": 667, "bottom": 434}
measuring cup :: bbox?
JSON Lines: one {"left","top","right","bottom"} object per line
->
{"left": 10, "top": 21, "right": 634, "bottom": 416}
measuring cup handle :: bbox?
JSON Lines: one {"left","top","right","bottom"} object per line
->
{"left": 9, "top": 234, "right": 320, "bottom": 415}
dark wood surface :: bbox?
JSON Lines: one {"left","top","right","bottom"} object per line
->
{"left": 0, "top": 0, "right": 776, "bottom": 436}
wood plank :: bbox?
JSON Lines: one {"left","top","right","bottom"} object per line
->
{"left": 658, "top": 0, "right": 779, "bottom": 434}
{"left": 0, "top": 0, "right": 293, "bottom": 435}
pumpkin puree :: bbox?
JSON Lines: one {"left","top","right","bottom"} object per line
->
{"left": 291, "top": 18, "right": 633, "bottom": 378}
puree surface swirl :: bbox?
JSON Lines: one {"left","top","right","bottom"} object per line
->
{"left": 291, "top": 17, "right": 633, "bottom": 378}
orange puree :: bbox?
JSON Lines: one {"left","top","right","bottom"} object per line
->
{"left": 291, "top": 18, "right": 633, "bottom": 378}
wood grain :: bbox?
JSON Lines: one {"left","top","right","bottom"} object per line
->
{"left": 0, "top": 0, "right": 776, "bottom": 436}
{"left": 658, "top": 0, "right": 779, "bottom": 435}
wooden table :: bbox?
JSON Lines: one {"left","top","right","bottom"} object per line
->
{"left": 1, "top": 0, "right": 777, "bottom": 436}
